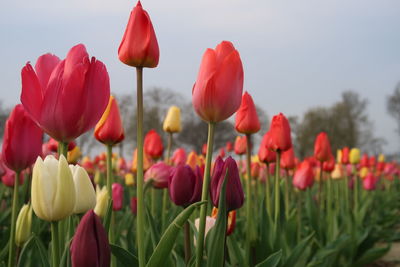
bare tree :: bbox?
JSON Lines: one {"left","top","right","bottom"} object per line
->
{"left": 387, "top": 83, "right": 400, "bottom": 137}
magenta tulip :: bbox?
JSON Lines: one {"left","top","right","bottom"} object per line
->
{"left": 144, "top": 162, "right": 172, "bottom": 189}
{"left": 112, "top": 183, "right": 124, "bottom": 211}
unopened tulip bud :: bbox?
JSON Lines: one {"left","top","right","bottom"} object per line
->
{"left": 125, "top": 173, "right": 135, "bottom": 186}
{"left": 267, "top": 113, "right": 292, "bottom": 152}
{"left": 171, "top": 148, "right": 186, "bottom": 166}
{"left": 144, "top": 162, "right": 172, "bottom": 189}
{"left": 234, "top": 136, "right": 247, "bottom": 156}
{"left": 186, "top": 151, "right": 199, "bottom": 170}
{"left": 342, "top": 147, "right": 350, "bottom": 164}
{"left": 194, "top": 216, "right": 216, "bottom": 246}
{"left": 235, "top": 92, "right": 260, "bottom": 134}
{"left": 168, "top": 165, "right": 202, "bottom": 207}
{"left": 363, "top": 173, "right": 377, "bottom": 191}
{"left": 314, "top": 132, "right": 332, "bottom": 162}
{"left": 112, "top": 183, "right": 124, "bottom": 211}
{"left": 293, "top": 160, "right": 314, "bottom": 191}
{"left": 94, "top": 186, "right": 108, "bottom": 217}
{"left": 144, "top": 129, "right": 163, "bottom": 160}
{"left": 15, "top": 204, "right": 32, "bottom": 246}
{"left": 163, "top": 106, "right": 181, "bottom": 133}
{"left": 378, "top": 154, "right": 385, "bottom": 163}
{"left": 349, "top": 148, "right": 361, "bottom": 164}
{"left": 70, "top": 165, "right": 96, "bottom": 214}
{"left": 336, "top": 149, "right": 342, "bottom": 163}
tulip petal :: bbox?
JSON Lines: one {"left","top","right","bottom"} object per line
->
{"left": 21, "top": 63, "right": 43, "bottom": 121}
{"left": 73, "top": 166, "right": 96, "bottom": 214}
{"left": 35, "top": 53, "right": 61, "bottom": 90}
{"left": 53, "top": 155, "right": 75, "bottom": 221}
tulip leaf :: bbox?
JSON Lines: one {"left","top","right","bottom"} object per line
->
{"left": 255, "top": 249, "right": 282, "bottom": 267}
{"left": 145, "top": 201, "right": 206, "bottom": 267}
{"left": 282, "top": 232, "right": 314, "bottom": 267}
{"left": 352, "top": 245, "right": 390, "bottom": 267}
{"left": 110, "top": 244, "right": 139, "bottom": 267}
{"left": 59, "top": 238, "right": 72, "bottom": 267}
{"left": 18, "top": 234, "right": 50, "bottom": 267}
{"left": 206, "top": 169, "right": 228, "bottom": 267}
{"left": 103, "top": 199, "right": 113, "bottom": 234}
{"left": 145, "top": 203, "right": 161, "bottom": 249}
{"left": 227, "top": 235, "right": 246, "bottom": 267}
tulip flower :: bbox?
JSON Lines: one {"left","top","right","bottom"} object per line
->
{"left": 258, "top": 132, "right": 276, "bottom": 164}
{"left": 21, "top": 44, "right": 110, "bottom": 143}
{"left": 70, "top": 210, "right": 111, "bottom": 267}
{"left": 94, "top": 95, "right": 125, "bottom": 145}
{"left": 163, "top": 106, "right": 181, "bottom": 133}
{"left": 15, "top": 204, "right": 32, "bottom": 247}
{"left": 94, "top": 186, "right": 108, "bottom": 217}
{"left": 125, "top": 173, "right": 135, "bottom": 186}
{"left": 112, "top": 183, "right": 124, "bottom": 211}
{"left": 194, "top": 216, "right": 216, "bottom": 246}
{"left": 210, "top": 156, "right": 244, "bottom": 211}
{"left": 67, "top": 146, "right": 82, "bottom": 164}
{"left": 144, "top": 129, "right": 164, "bottom": 160}
{"left": 293, "top": 160, "right": 314, "bottom": 191}
{"left": 349, "top": 148, "right": 361, "bottom": 164}
{"left": 378, "top": 154, "right": 385, "bottom": 163}
{"left": 280, "top": 147, "right": 295, "bottom": 170}
{"left": 2, "top": 104, "right": 43, "bottom": 172}
{"left": 235, "top": 92, "right": 260, "bottom": 134}
{"left": 192, "top": 41, "right": 244, "bottom": 123}
{"left": 359, "top": 167, "right": 369, "bottom": 179}
{"left": 131, "top": 197, "right": 138, "bottom": 215}
{"left": 47, "top": 138, "right": 76, "bottom": 153}
{"left": 118, "top": 1, "right": 159, "bottom": 68}
{"left": 218, "top": 148, "right": 226, "bottom": 158}
{"left": 172, "top": 148, "right": 187, "bottom": 166}
{"left": 226, "top": 142, "right": 233, "bottom": 152}
{"left": 314, "top": 132, "right": 332, "bottom": 162}
{"left": 31, "top": 155, "right": 76, "bottom": 222}
{"left": 186, "top": 151, "right": 200, "bottom": 170}
{"left": 336, "top": 149, "right": 342, "bottom": 163}
{"left": 234, "top": 136, "right": 247, "bottom": 155}
{"left": 331, "top": 164, "right": 343, "bottom": 179}
{"left": 267, "top": 113, "right": 292, "bottom": 152}
{"left": 70, "top": 165, "right": 96, "bottom": 214}
{"left": 211, "top": 208, "right": 237, "bottom": 236}
{"left": 251, "top": 162, "right": 261, "bottom": 179}
{"left": 322, "top": 155, "right": 335, "bottom": 173}
{"left": 1, "top": 166, "right": 24, "bottom": 188}
{"left": 144, "top": 162, "right": 172, "bottom": 189}
{"left": 363, "top": 173, "right": 377, "bottom": 191}
{"left": 341, "top": 147, "right": 350, "bottom": 164}
{"left": 369, "top": 156, "right": 376, "bottom": 168}
{"left": 360, "top": 153, "right": 369, "bottom": 168}
{"left": 202, "top": 144, "right": 208, "bottom": 156}
{"left": 132, "top": 149, "right": 152, "bottom": 172}
{"left": 168, "top": 165, "right": 202, "bottom": 207}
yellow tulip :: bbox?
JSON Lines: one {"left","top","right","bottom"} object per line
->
{"left": 15, "top": 204, "right": 32, "bottom": 246}
{"left": 70, "top": 165, "right": 96, "bottom": 214}
{"left": 163, "top": 106, "right": 181, "bottom": 133}
{"left": 125, "top": 173, "right": 135, "bottom": 186}
{"left": 359, "top": 167, "right": 369, "bottom": 179}
{"left": 349, "top": 148, "right": 361, "bottom": 164}
{"left": 31, "top": 155, "right": 76, "bottom": 222}
{"left": 94, "top": 186, "right": 108, "bottom": 217}
{"left": 336, "top": 149, "right": 342, "bottom": 164}
{"left": 186, "top": 151, "right": 199, "bottom": 170}
{"left": 68, "top": 146, "right": 82, "bottom": 164}
{"left": 378, "top": 154, "right": 385, "bottom": 163}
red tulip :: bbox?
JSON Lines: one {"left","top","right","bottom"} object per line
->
{"left": 2, "top": 104, "right": 42, "bottom": 172}
{"left": 219, "top": 148, "right": 226, "bottom": 158}
{"left": 47, "top": 138, "right": 76, "bottom": 153}
{"left": 258, "top": 132, "right": 276, "bottom": 163}
{"left": 251, "top": 162, "right": 261, "bottom": 179}
{"left": 235, "top": 92, "right": 260, "bottom": 134}
{"left": 226, "top": 142, "right": 233, "bottom": 152}
{"left": 234, "top": 136, "right": 247, "bottom": 155}
{"left": 369, "top": 156, "right": 376, "bottom": 168}
{"left": 118, "top": 1, "right": 159, "bottom": 68}
{"left": 21, "top": 44, "right": 110, "bottom": 142}
{"left": 144, "top": 162, "right": 172, "bottom": 189}
{"left": 293, "top": 160, "right": 314, "bottom": 191}
{"left": 144, "top": 129, "right": 163, "bottom": 160}
{"left": 94, "top": 96, "right": 125, "bottom": 145}
{"left": 168, "top": 165, "right": 202, "bottom": 207}
{"left": 314, "top": 132, "right": 332, "bottom": 162}
{"left": 267, "top": 113, "right": 292, "bottom": 152}
{"left": 171, "top": 148, "right": 186, "bottom": 166}
{"left": 70, "top": 210, "right": 110, "bottom": 267}
{"left": 211, "top": 156, "right": 244, "bottom": 211}
{"left": 363, "top": 173, "right": 377, "bottom": 191}
{"left": 1, "top": 166, "right": 24, "bottom": 188}
{"left": 192, "top": 41, "right": 244, "bottom": 123}
{"left": 281, "top": 147, "right": 295, "bottom": 170}
{"left": 112, "top": 183, "right": 124, "bottom": 211}
{"left": 202, "top": 144, "right": 207, "bottom": 156}
{"left": 131, "top": 197, "right": 138, "bottom": 215}
{"left": 341, "top": 147, "right": 350, "bottom": 164}
{"left": 360, "top": 153, "right": 369, "bottom": 168}
{"left": 322, "top": 154, "right": 335, "bottom": 172}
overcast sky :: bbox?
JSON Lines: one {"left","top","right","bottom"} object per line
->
{"left": 1, "top": 0, "right": 399, "bottom": 153}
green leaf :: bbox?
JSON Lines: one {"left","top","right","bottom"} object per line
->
{"left": 110, "top": 244, "right": 139, "bottom": 267}
{"left": 18, "top": 234, "right": 50, "bottom": 267}
{"left": 145, "top": 203, "right": 161, "bottom": 249}
{"left": 59, "top": 238, "right": 72, "bottom": 267}
{"left": 255, "top": 249, "right": 282, "bottom": 267}
{"left": 227, "top": 235, "right": 246, "bottom": 267}
{"left": 206, "top": 169, "right": 228, "bottom": 267}
{"left": 283, "top": 232, "right": 314, "bottom": 267}
{"left": 146, "top": 201, "right": 206, "bottom": 267}
{"left": 103, "top": 199, "right": 113, "bottom": 234}
{"left": 353, "top": 245, "right": 390, "bottom": 267}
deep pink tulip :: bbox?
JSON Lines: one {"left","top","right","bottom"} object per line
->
{"left": 363, "top": 173, "right": 378, "bottom": 191}
{"left": 192, "top": 41, "right": 244, "bottom": 123}
{"left": 211, "top": 156, "right": 244, "bottom": 211}
{"left": 47, "top": 138, "right": 76, "bottom": 152}
{"left": 144, "top": 162, "right": 172, "bottom": 189}
{"left": 171, "top": 148, "right": 187, "bottom": 166}
{"left": 112, "top": 183, "right": 124, "bottom": 211}
{"left": 21, "top": 44, "right": 110, "bottom": 142}
{"left": 70, "top": 210, "right": 110, "bottom": 267}
{"left": 168, "top": 165, "right": 202, "bottom": 207}
{"left": 1, "top": 166, "right": 24, "bottom": 188}
{"left": 293, "top": 160, "right": 314, "bottom": 191}
{"left": 2, "top": 104, "right": 42, "bottom": 172}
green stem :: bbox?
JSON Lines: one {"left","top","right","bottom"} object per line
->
{"left": 106, "top": 144, "right": 116, "bottom": 267}
{"left": 136, "top": 67, "right": 145, "bottom": 267}
{"left": 318, "top": 163, "right": 324, "bottom": 209}
{"left": 51, "top": 222, "right": 60, "bottom": 267}
{"left": 59, "top": 142, "right": 68, "bottom": 159}
{"left": 265, "top": 163, "right": 272, "bottom": 218}
{"left": 166, "top": 132, "right": 173, "bottom": 165}
{"left": 195, "top": 122, "right": 215, "bottom": 267}
{"left": 353, "top": 165, "right": 359, "bottom": 213}
{"left": 327, "top": 174, "right": 333, "bottom": 241}
{"left": 7, "top": 171, "right": 19, "bottom": 267}
{"left": 151, "top": 188, "right": 156, "bottom": 217}
{"left": 274, "top": 151, "right": 281, "bottom": 232}
{"left": 245, "top": 134, "right": 253, "bottom": 265}
{"left": 297, "top": 191, "right": 302, "bottom": 242}
{"left": 184, "top": 222, "right": 192, "bottom": 264}
{"left": 284, "top": 169, "right": 290, "bottom": 219}
{"left": 162, "top": 133, "right": 173, "bottom": 231}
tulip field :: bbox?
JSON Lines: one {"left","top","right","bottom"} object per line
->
{"left": 1, "top": 1, "right": 400, "bottom": 267}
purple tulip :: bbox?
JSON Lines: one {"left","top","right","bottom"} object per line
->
{"left": 211, "top": 156, "right": 244, "bottom": 211}
{"left": 70, "top": 210, "right": 110, "bottom": 267}
{"left": 168, "top": 164, "right": 202, "bottom": 207}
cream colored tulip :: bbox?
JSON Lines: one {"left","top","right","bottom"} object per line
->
{"left": 15, "top": 204, "right": 32, "bottom": 246}
{"left": 336, "top": 149, "right": 342, "bottom": 164}
{"left": 94, "top": 185, "right": 108, "bottom": 217}
{"left": 70, "top": 165, "right": 96, "bottom": 214}
{"left": 163, "top": 106, "right": 181, "bottom": 133}
{"left": 31, "top": 155, "right": 76, "bottom": 222}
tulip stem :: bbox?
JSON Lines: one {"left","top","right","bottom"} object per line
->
{"left": 166, "top": 132, "right": 173, "bottom": 165}
{"left": 184, "top": 222, "right": 192, "bottom": 264}
{"left": 195, "top": 122, "right": 215, "bottom": 267}
{"left": 353, "top": 165, "right": 359, "bottom": 213}
{"left": 162, "top": 132, "right": 173, "bottom": 231}
{"left": 7, "top": 171, "right": 19, "bottom": 267}
{"left": 265, "top": 163, "right": 272, "bottom": 218}
{"left": 136, "top": 67, "right": 145, "bottom": 267}
{"left": 274, "top": 151, "right": 281, "bottom": 232}
{"left": 59, "top": 142, "right": 68, "bottom": 159}
{"left": 51, "top": 222, "right": 60, "bottom": 267}
{"left": 106, "top": 144, "right": 116, "bottom": 267}
{"left": 284, "top": 169, "right": 290, "bottom": 219}
{"left": 245, "top": 134, "right": 253, "bottom": 266}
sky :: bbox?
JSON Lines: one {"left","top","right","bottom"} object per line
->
{"left": 0, "top": 0, "right": 399, "bottom": 153}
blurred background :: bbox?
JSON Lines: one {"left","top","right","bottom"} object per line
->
{"left": 0, "top": 0, "right": 399, "bottom": 159}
